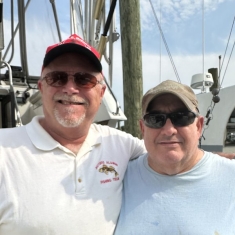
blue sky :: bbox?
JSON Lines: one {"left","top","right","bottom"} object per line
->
{"left": 141, "top": 0, "right": 235, "bottom": 54}
{"left": 112, "top": 0, "right": 235, "bottom": 108}
{"left": 2, "top": 0, "right": 235, "bottom": 111}
{"left": 141, "top": 1, "right": 235, "bottom": 71}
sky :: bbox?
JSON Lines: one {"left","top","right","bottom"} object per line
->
{"left": 139, "top": 0, "right": 235, "bottom": 91}
{"left": 121, "top": 0, "right": 235, "bottom": 106}
{"left": 2, "top": 0, "right": 235, "bottom": 112}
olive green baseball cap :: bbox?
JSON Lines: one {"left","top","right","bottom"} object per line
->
{"left": 142, "top": 80, "right": 199, "bottom": 116}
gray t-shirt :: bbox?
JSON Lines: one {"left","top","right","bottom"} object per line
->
{"left": 115, "top": 151, "right": 235, "bottom": 234}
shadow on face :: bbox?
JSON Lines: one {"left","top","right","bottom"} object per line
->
{"left": 42, "top": 52, "right": 101, "bottom": 75}
{"left": 147, "top": 94, "right": 188, "bottom": 113}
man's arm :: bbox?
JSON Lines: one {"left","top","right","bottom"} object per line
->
{"left": 214, "top": 152, "right": 235, "bottom": 160}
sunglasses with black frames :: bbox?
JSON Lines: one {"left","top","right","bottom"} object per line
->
{"left": 143, "top": 110, "right": 199, "bottom": 129}
{"left": 42, "top": 71, "right": 103, "bottom": 89}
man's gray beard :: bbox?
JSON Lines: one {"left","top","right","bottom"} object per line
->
{"left": 54, "top": 107, "right": 86, "bottom": 128}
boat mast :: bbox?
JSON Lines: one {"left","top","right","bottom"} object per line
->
{"left": 119, "top": 0, "right": 143, "bottom": 138}
{"left": 0, "top": 0, "right": 4, "bottom": 61}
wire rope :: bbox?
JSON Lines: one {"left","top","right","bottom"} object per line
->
{"left": 148, "top": 0, "right": 181, "bottom": 83}
{"left": 219, "top": 16, "right": 235, "bottom": 87}
{"left": 220, "top": 39, "right": 235, "bottom": 86}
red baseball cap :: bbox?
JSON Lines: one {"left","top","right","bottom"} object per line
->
{"left": 42, "top": 34, "right": 102, "bottom": 72}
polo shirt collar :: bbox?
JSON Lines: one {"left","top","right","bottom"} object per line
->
{"left": 25, "top": 116, "right": 102, "bottom": 152}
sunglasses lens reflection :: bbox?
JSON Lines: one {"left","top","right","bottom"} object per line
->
{"left": 44, "top": 71, "right": 98, "bottom": 89}
{"left": 144, "top": 111, "right": 197, "bottom": 129}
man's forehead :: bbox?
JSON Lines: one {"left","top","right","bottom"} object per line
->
{"left": 41, "top": 58, "right": 100, "bottom": 79}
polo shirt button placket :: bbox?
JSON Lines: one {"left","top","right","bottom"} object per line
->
{"left": 75, "top": 175, "right": 85, "bottom": 195}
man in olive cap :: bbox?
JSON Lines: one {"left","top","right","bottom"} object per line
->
{"left": 115, "top": 80, "right": 235, "bottom": 234}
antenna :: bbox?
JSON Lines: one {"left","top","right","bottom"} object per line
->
{"left": 202, "top": 0, "right": 204, "bottom": 76}
{"left": 190, "top": 0, "right": 213, "bottom": 92}
{"left": 202, "top": 0, "right": 205, "bottom": 92}
{"left": 159, "top": 0, "right": 161, "bottom": 82}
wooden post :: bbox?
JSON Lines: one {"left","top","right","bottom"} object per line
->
{"left": 119, "top": 0, "right": 143, "bottom": 138}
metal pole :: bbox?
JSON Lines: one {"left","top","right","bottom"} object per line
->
{"left": 49, "top": 0, "right": 62, "bottom": 41}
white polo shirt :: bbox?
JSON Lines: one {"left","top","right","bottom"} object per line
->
{"left": 0, "top": 116, "right": 146, "bottom": 235}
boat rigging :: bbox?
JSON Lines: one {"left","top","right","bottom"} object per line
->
{"left": 0, "top": 0, "right": 126, "bottom": 129}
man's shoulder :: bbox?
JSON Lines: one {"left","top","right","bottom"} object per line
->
{"left": 0, "top": 125, "right": 26, "bottom": 140}
{"left": 0, "top": 116, "right": 40, "bottom": 142}
{"left": 207, "top": 151, "right": 235, "bottom": 162}
{"left": 127, "top": 154, "right": 146, "bottom": 170}
{"left": 206, "top": 151, "right": 235, "bottom": 172}
{"left": 90, "top": 124, "right": 146, "bottom": 157}
{"left": 91, "top": 123, "right": 134, "bottom": 137}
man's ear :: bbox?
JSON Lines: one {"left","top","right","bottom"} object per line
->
{"left": 139, "top": 119, "right": 145, "bottom": 137}
{"left": 196, "top": 116, "right": 204, "bottom": 136}
{"left": 37, "top": 79, "right": 43, "bottom": 92}
{"left": 100, "top": 84, "right": 106, "bottom": 98}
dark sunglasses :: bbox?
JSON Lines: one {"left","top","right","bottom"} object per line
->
{"left": 143, "top": 110, "right": 198, "bottom": 129}
{"left": 42, "top": 71, "right": 103, "bottom": 89}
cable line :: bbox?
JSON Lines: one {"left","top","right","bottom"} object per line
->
{"left": 148, "top": 0, "right": 181, "bottom": 83}
{"left": 219, "top": 16, "right": 235, "bottom": 87}
{"left": 220, "top": 39, "right": 235, "bottom": 86}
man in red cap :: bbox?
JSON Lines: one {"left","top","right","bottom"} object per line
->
{"left": 0, "top": 34, "right": 145, "bottom": 235}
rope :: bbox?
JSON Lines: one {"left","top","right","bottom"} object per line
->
{"left": 219, "top": 16, "right": 235, "bottom": 83}
{"left": 220, "top": 39, "right": 235, "bottom": 86}
{"left": 148, "top": 0, "right": 181, "bottom": 83}
{"left": 219, "top": 16, "right": 235, "bottom": 87}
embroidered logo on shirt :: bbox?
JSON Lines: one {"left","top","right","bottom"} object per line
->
{"left": 96, "top": 161, "right": 120, "bottom": 184}
{"left": 99, "top": 164, "right": 119, "bottom": 177}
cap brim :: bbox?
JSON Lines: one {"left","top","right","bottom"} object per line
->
{"left": 43, "top": 44, "right": 102, "bottom": 72}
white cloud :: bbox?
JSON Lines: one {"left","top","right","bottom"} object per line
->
{"left": 140, "top": 0, "right": 226, "bottom": 29}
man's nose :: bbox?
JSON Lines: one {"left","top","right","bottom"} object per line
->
{"left": 62, "top": 76, "right": 80, "bottom": 94}
{"left": 160, "top": 118, "right": 177, "bottom": 135}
